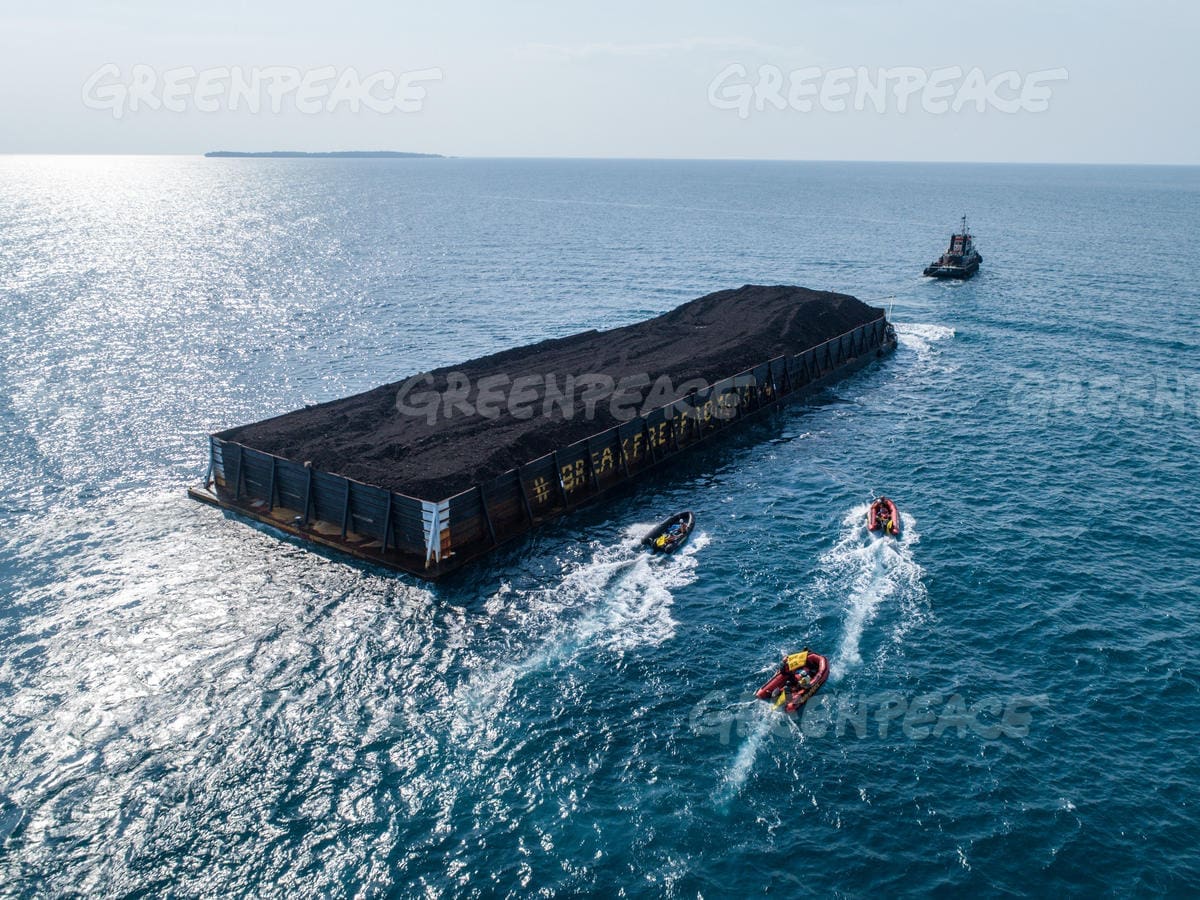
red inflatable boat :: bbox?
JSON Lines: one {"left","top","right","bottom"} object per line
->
{"left": 755, "top": 650, "right": 829, "bottom": 713}
{"left": 868, "top": 497, "right": 901, "bottom": 537}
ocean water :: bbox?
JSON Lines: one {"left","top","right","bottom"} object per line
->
{"left": 1, "top": 157, "right": 1198, "bottom": 896}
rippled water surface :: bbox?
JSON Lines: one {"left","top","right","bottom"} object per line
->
{"left": 1, "top": 157, "right": 1199, "bottom": 896}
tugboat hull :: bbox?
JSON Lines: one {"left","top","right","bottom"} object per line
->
{"left": 923, "top": 257, "right": 981, "bottom": 279}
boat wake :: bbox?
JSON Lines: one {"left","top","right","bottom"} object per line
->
{"left": 893, "top": 322, "right": 956, "bottom": 378}
{"left": 713, "top": 505, "right": 928, "bottom": 805}
{"left": 570, "top": 526, "right": 707, "bottom": 656}
{"left": 814, "top": 504, "right": 929, "bottom": 677}
{"left": 716, "top": 703, "right": 786, "bottom": 809}
{"left": 895, "top": 321, "right": 955, "bottom": 355}
{"left": 452, "top": 526, "right": 707, "bottom": 727}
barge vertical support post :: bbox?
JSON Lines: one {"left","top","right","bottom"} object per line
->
{"left": 232, "top": 450, "right": 243, "bottom": 501}
{"left": 381, "top": 495, "right": 392, "bottom": 554}
{"left": 643, "top": 421, "right": 658, "bottom": 465}
{"left": 205, "top": 440, "right": 215, "bottom": 489}
{"left": 586, "top": 439, "right": 601, "bottom": 495}
{"left": 436, "top": 500, "right": 451, "bottom": 562}
{"left": 341, "top": 479, "right": 351, "bottom": 538}
{"left": 516, "top": 472, "right": 535, "bottom": 525}
{"left": 478, "top": 485, "right": 498, "bottom": 546}
{"left": 421, "top": 500, "right": 441, "bottom": 568}
{"left": 267, "top": 457, "right": 277, "bottom": 512}
{"left": 551, "top": 451, "right": 568, "bottom": 507}
{"left": 301, "top": 466, "right": 313, "bottom": 526}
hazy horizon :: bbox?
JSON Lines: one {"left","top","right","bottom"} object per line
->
{"left": 2, "top": 0, "right": 1196, "bottom": 165}
{"left": 2, "top": 155, "right": 1198, "bottom": 167}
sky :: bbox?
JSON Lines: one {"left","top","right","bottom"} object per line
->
{"left": 0, "top": 0, "right": 1196, "bottom": 163}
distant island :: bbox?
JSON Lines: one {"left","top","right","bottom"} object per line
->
{"left": 204, "top": 150, "right": 445, "bottom": 159}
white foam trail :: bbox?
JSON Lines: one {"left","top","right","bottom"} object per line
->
{"left": 592, "top": 529, "right": 708, "bottom": 655}
{"left": 894, "top": 321, "right": 955, "bottom": 357}
{"left": 892, "top": 322, "right": 956, "bottom": 379}
{"left": 716, "top": 705, "right": 779, "bottom": 807}
{"left": 451, "top": 527, "right": 706, "bottom": 729}
{"left": 714, "top": 502, "right": 929, "bottom": 806}
{"left": 815, "top": 505, "right": 928, "bottom": 676}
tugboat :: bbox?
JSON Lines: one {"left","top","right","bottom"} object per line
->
{"left": 923, "top": 215, "right": 982, "bottom": 279}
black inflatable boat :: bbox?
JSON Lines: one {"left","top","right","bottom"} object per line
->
{"left": 642, "top": 512, "right": 695, "bottom": 553}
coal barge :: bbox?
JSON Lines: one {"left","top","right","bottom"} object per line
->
{"left": 189, "top": 285, "right": 896, "bottom": 579}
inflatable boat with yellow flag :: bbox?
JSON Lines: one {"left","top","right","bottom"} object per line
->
{"left": 755, "top": 649, "right": 829, "bottom": 713}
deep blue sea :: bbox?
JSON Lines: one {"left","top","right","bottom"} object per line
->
{"left": 1, "top": 157, "right": 1198, "bottom": 896}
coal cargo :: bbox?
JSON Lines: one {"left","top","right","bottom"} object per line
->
{"left": 189, "top": 285, "right": 897, "bottom": 578}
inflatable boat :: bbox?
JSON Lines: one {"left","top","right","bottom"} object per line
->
{"left": 868, "top": 497, "right": 901, "bottom": 537}
{"left": 755, "top": 650, "right": 829, "bottom": 713}
{"left": 642, "top": 511, "right": 694, "bottom": 553}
